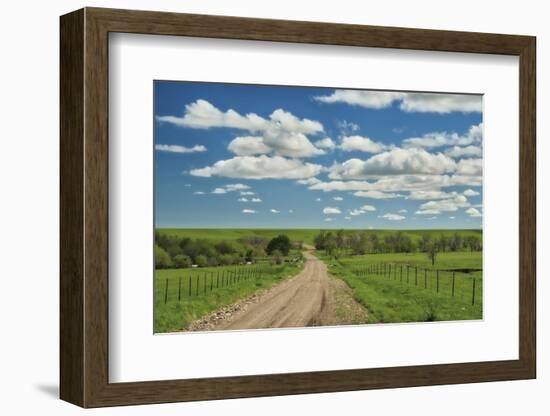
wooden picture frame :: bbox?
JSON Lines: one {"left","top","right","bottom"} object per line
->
{"left": 60, "top": 7, "right": 536, "bottom": 408}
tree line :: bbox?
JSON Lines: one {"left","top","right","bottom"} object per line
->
{"left": 155, "top": 232, "right": 300, "bottom": 269}
{"left": 314, "top": 230, "right": 482, "bottom": 264}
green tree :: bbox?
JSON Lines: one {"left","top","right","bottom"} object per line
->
{"left": 465, "top": 235, "right": 482, "bottom": 252}
{"left": 325, "top": 238, "right": 337, "bottom": 257}
{"left": 218, "top": 254, "right": 234, "bottom": 266}
{"left": 419, "top": 234, "right": 432, "bottom": 252}
{"left": 173, "top": 254, "right": 191, "bottom": 268}
{"left": 266, "top": 234, "right": 291, "bottom": 256}
{"left": 426, "top": 240, "right": 439, "bottom": 266}
{"left": 154, "top": 244, "right": 172, "bottom": 269}
{"left": 215, "top": 241, "right": 235, "bottom": 255}
{"left": 368, "top": 233, "right": 380, "bottom": 253}
{"left": 314, "top": 231, "right": 327, "bottom": 250}
{"left": 449, "top": 232, "right": 463, "bottom": 251}
{"left": 351, "top": 232, "right": 368, "bottom": 255}
{"left": 195, "top": 255, "right": 208, "bottom": 268}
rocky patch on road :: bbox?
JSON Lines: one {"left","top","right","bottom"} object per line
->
{"left": 185, "top": 292, "right": 264, "bottom": 332}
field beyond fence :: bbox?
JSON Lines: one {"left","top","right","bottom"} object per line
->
{"left": 327, "top": 251, "right": 483, "bottom": 323}
{"left": 350, "top": 263, "right": 481, "bottom": 306}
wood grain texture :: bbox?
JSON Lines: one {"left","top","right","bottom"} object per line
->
{"left": 59, "top": 7, "right": 537, "bottom": 408}
{"left": 59, "top": 8, "right": 84, "bottom": 406}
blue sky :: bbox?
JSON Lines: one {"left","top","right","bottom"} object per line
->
{"left": 154, "top": 81, "right": 483, "bottom": 229}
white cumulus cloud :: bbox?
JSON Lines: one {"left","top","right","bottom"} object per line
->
{"left": 315, "top": 90, "right": 405, "bottom": 109}
{"left": 456, "top": 158, "right": 482, "bottom": 176}
{"left": 211, "top": 183, "right": 251, "bottom": 195}
{"left": 225, "top": 184, "right": 250, "bottom": 191}
{"left": 323, "top": 207, "right": 342, "bottom": 215}
{"left": 242, "top": 209, "right": 256, "bottom": 214}
{"left": 354, "top": 190, "right": 405, "bottom": 199}
{"left": 314, "top": 90, "right": 482, "bottom": 113}
{"left": 402, "top": 123, "right": 482, "bottom": 149}
{"left": 190, "top": 155, "right": 323, "bottom": 180}
{"left": 408, "top": 190, "right": 459, "bottom": 200}
{"left": 328, "top": 149, "right": 456, "bottom": 179}
{"left": 340, "top": 136, "right": 388, "bottom": 153}
{"left": 380, "top": 213, "right": 406, "bottom": 221}
{"left": 416, "top": 194, "right": 470, "bottom": 215}
{"left": 227, "top": 136, "right": 271, "bottom": 156}
{"left": 465, "top": 207, "right": 482, "bottom": 217}
{"left": 159, "top": 99, "right": 327, "bottom": 158}
{"left": 463, "top": 189, "right": 480, "bottom": 197}
{"left": 445, "top": 145, "right": 482, "bottom": 158}
{"left": 296, "top": 177, "right": 322, "bottom": 186}
{"left": 155, "top": 144, "right": 207, "bottom": 153}
{"left": 348, "top": 204, "right": 376, "bottom": 217}
{"left": 314, "top": 137, "right": 336, "bottom": 150}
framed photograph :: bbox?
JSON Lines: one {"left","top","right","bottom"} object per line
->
{"left": 60, "top": 7, "right": 536, "bottom": 407}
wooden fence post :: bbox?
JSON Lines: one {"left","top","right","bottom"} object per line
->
{"left": 452, "top": 272, "right": 456, "bottom": 297}
{"left": 436, "top": 270, "right": 440, "bottom": 293}
{"left": 164, "top": 278, "right": 168, "bottom": 304}
{"left": 472, "top": 278, "right": 476, "bottom": 305}
{"left": 195, "top": 274, "right": 199, "bottom": 296}
{"left": 188, "top": 275, "right": 192, "bottom": 296}
{"left": 415, "top": 267, "right": 418, "bottom": 286}
{"left": 178, "top": 276, "right": 182, "bottom": 301}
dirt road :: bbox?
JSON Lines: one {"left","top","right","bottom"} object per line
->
{"left": 188, "top": 252, "right": 368, "bottom": 331}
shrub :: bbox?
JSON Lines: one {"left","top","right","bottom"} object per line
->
{"left": 266, "top": 234, "right": 291, "bottom": 256}
{"left": 195, "top": 255, "right": 208, "bottom": 268}
{"left": 214, "top": 241, "right": 235, "bottom": 255}
{"left": 173, "top": 254, "right": 192, "bottom": 268}
{"left": 154, "top": 245, "right": 172, "bottom": 269}
{"left": 270, "top": 249, "right": 284, "bottom": 265}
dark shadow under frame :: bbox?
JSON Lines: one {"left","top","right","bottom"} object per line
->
{"left": 60, "top": 7, "right": 536, "bottom": 408}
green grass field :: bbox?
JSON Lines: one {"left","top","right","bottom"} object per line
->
{"left": 154, "top": 262, "right": 303, "bottom": 333}
{"left": 325, "top": 251, "right": 482, "bottom": 323}
{"left": 157, "top": 228, "right": 482, "bottom": 246}
{"left": 154, "top": 228, "right": 483, "bottom": 330}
